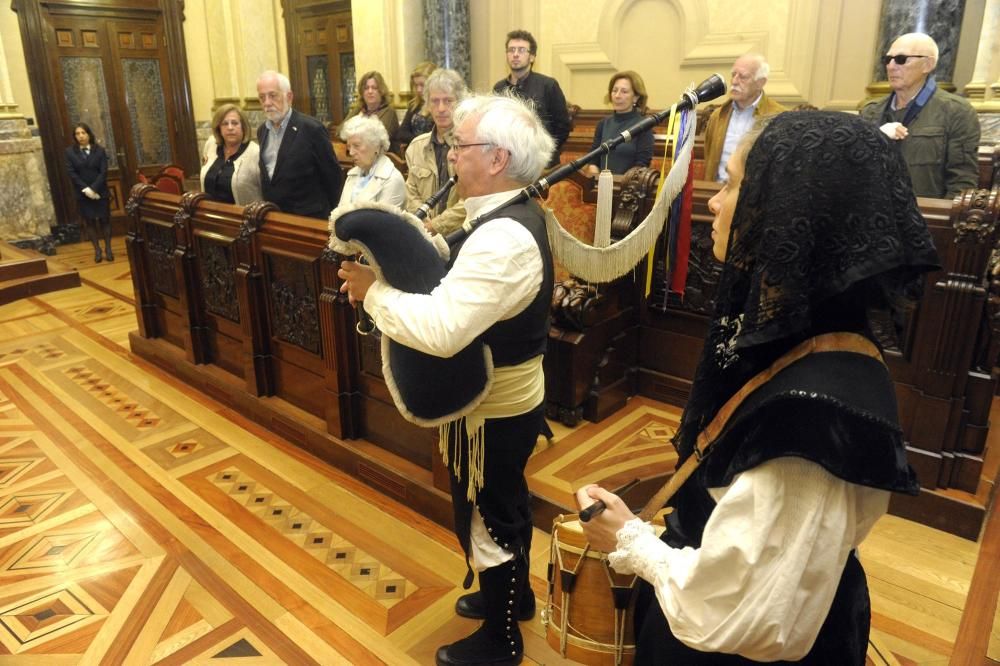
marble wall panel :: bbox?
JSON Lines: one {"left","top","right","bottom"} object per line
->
{"left": 0, "top": 118, "right": 54, "bottom": 241}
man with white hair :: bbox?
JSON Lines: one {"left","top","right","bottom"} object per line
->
{"left": 703, "top": 53, "right": 786, "bottom": 183}
{"left": 338, "top": 93, "right": 555, "bottom": 666}
{"left": 861, "top": 32, "right": 980, "bottom": 199}
{"left": 256, "top": 70, "right": 343, "bottom": 218}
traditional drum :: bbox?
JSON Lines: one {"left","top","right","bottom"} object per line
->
{"left": 542, "top": 513, "right": 664, "bottom": 666}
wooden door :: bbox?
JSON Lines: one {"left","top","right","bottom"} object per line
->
{"left": 13, "top": 0, "right": 196, "bottom": 231}
{"left": 284, "top": 1, "right": 355, "bottom": 131}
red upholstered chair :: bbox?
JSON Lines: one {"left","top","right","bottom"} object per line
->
{"left": 136, "top": 171, "right": 150, "bottom": 184}
{"left": 159, "top": 164, "right": 185, "bottom": 181}
{"left": 152, "top": 173, "right": 183, "bottom": 194}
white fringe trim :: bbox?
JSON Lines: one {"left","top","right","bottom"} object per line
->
{"left": 439, "top": 415, "right": 487, "bottom": 502}
{"left": 546, "top": 114, "right": 696, "bottom": 283}
{"left": 327, "top": 200, "right": 451, "bottom": 262}
{"left": 380, "top": 335, "right": 495, "bottom": 429}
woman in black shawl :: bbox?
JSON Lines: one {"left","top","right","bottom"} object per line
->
{"left": 577, "top": 111, "right": 939, "bottom": 664}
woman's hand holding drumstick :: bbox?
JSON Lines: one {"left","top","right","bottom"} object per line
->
{"left": 575, "top": 478, "right": 641, "bottom": 553}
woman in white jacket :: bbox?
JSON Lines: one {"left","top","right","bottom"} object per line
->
{"left": 337, "top": 115, "right": 406, "bottom": 207}
{"left": 200, "top": 104, "right": 262, "bottom": 205}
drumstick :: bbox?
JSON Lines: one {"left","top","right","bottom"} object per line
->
{"left": 579, "top": 478, "right": 640, "bottom": 522}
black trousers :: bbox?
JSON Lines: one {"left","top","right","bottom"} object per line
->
{"left": 447, "top": 404, "right": 544, "bottom": 585}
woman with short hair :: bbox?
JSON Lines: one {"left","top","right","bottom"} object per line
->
{"left": 337, "top": 114, "right": 405, "bottom": 207}
{"left": 200, "top": 103, "right": 261, "bottom": 205}
{"left": 583, "top": 70, "right": 654, "bottom": 177}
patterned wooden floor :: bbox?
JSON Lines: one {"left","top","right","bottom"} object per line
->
{"left": 0, "top": 238, "right": 995, "bottom": 664}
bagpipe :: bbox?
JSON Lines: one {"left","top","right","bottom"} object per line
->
{"left": 328, "top": 75, "right": 726, "bottom": 428}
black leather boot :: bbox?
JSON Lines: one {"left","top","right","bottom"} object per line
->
{"left": 436, "top": 559, "right": 525, "bottom": 666}
{"left": 455, "top": 586, "right": 535, "bottom": 621}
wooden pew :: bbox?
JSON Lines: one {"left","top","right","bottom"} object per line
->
{"left": 124, "top": 185, "right": 450, "bottom": 526}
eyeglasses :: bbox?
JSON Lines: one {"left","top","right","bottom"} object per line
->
{"left": 506, "top": 46, "right": 530, "bottom": 55}
{"left": 449, "top": 142, "right": 492, "bottom": 152}
{"left": 881, "top": 54, "right": 929, "bottom": 66}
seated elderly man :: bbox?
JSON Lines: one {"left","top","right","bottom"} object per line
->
{"left": 861, "top": 32, "right": 980, "bottom": 199}
{"left": 404, "top": 68, "right": 468, "bottom": 235}
{"left": 703, "top": 53, "right": 785, "bottom": 183}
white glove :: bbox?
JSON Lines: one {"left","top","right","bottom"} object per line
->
{"left": 879, "top": 122, "right": 908, "bottom": 140}
{"left": 82, "top": 187, "right": 100, "bottom": 200}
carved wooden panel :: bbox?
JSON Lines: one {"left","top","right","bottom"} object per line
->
{"left": 143, "top": 223, "right": 177, "bottom": 298}
{"left": 266, "top": 254, "right": 321, "bottom": 355}
{"left": 197, "top": 237, "right": 240, "bottom": 323}
{"left": 56, "top": 29, "right": 73, "bottom": 47}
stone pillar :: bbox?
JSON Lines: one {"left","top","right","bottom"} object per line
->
{"left": 423, "top": 0, "right": 471, "bottom": 86}
{"left": 965, "top": 0, "right": 1000, "bottom": 107}
{"left": 867, "top": 0, "right": 967, "bottom": 96}
{"left": 0, "top": 30, "right": 55, "bottom": 251}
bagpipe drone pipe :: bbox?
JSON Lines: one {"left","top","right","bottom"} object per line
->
{"left": 327, "top": 75, "right": 725, "bottom": 427}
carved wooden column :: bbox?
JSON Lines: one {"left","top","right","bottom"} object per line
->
{"left": 235, "top": 201, "right": 277, "bottom": 396}
{"left": 319, "top": 248, "right": 360, "bottom": 439}
{"left": 125, "top": 183, "right": 159, "bottom": 338}
{"left": 908, "top": 189, "right": 999, "bottom": 489}
{"left": 173, "top": 191, "right": 209, "bottom": 365}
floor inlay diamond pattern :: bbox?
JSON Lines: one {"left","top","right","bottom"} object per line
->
{"left": 63, "top": 365, "right": 161, "bottom": 429}
{"left": 212, "top": 467, "right": 414, "bottom": 608}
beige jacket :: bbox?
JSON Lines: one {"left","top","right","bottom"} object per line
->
{"left": 703, "top": 94, "right": 786, "bottom": 182}
{"left": 404, "top": 130, "right": 465, "bottom": 235}
{"left": 200, "top": 136, "right": 263, "bottom": 205}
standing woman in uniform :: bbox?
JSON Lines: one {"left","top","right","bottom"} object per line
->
{"left": 65, "top": 123, "right": 112, "bottom": 262}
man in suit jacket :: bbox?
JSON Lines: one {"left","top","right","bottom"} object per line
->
{"left": 256, "top": 70, "right": 343, "bottom": 218}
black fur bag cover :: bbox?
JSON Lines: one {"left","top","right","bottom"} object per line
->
{"left": 329, "top": 202, "right": 493, "bottom": 426}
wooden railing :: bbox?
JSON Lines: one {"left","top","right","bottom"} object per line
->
{"left": 124, "top": 184, "right": 448, "bottom": 524}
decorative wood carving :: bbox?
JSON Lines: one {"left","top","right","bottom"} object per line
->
{"left": 144, "top": 222, "right": 178, "bottom": 298}
{"left": 198, "top": 237, "right": 240, "bottom": 323}
{"left": 125, "top": 183, "right": 157, "bottom": 217}
{"left": 266, "top": 254, "right": 321, "bottom": 355}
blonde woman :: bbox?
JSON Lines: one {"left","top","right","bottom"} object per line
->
{"left": 200, "top": 104, "right": 261, "bottom": 205}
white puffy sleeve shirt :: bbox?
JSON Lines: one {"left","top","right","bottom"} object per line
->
{"left": 610, "top": 456, "right": 889, "bottom": 662}
{"left": 364, "top": 189, "right": 543, "bottom": 357}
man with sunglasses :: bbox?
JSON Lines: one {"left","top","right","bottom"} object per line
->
{"left": 493, "top": 29, "right": 570, "bottom": 167}
{"left": 861, "top": 32, "right": 979, "bottom": 199}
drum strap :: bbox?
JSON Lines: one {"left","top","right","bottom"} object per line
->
{"left": 637, "top": 332, "right": 883, "bottom": 522}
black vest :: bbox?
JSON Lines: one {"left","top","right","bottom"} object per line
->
{"left": 449, "top": 199, "right": 553, "bottom": 367}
